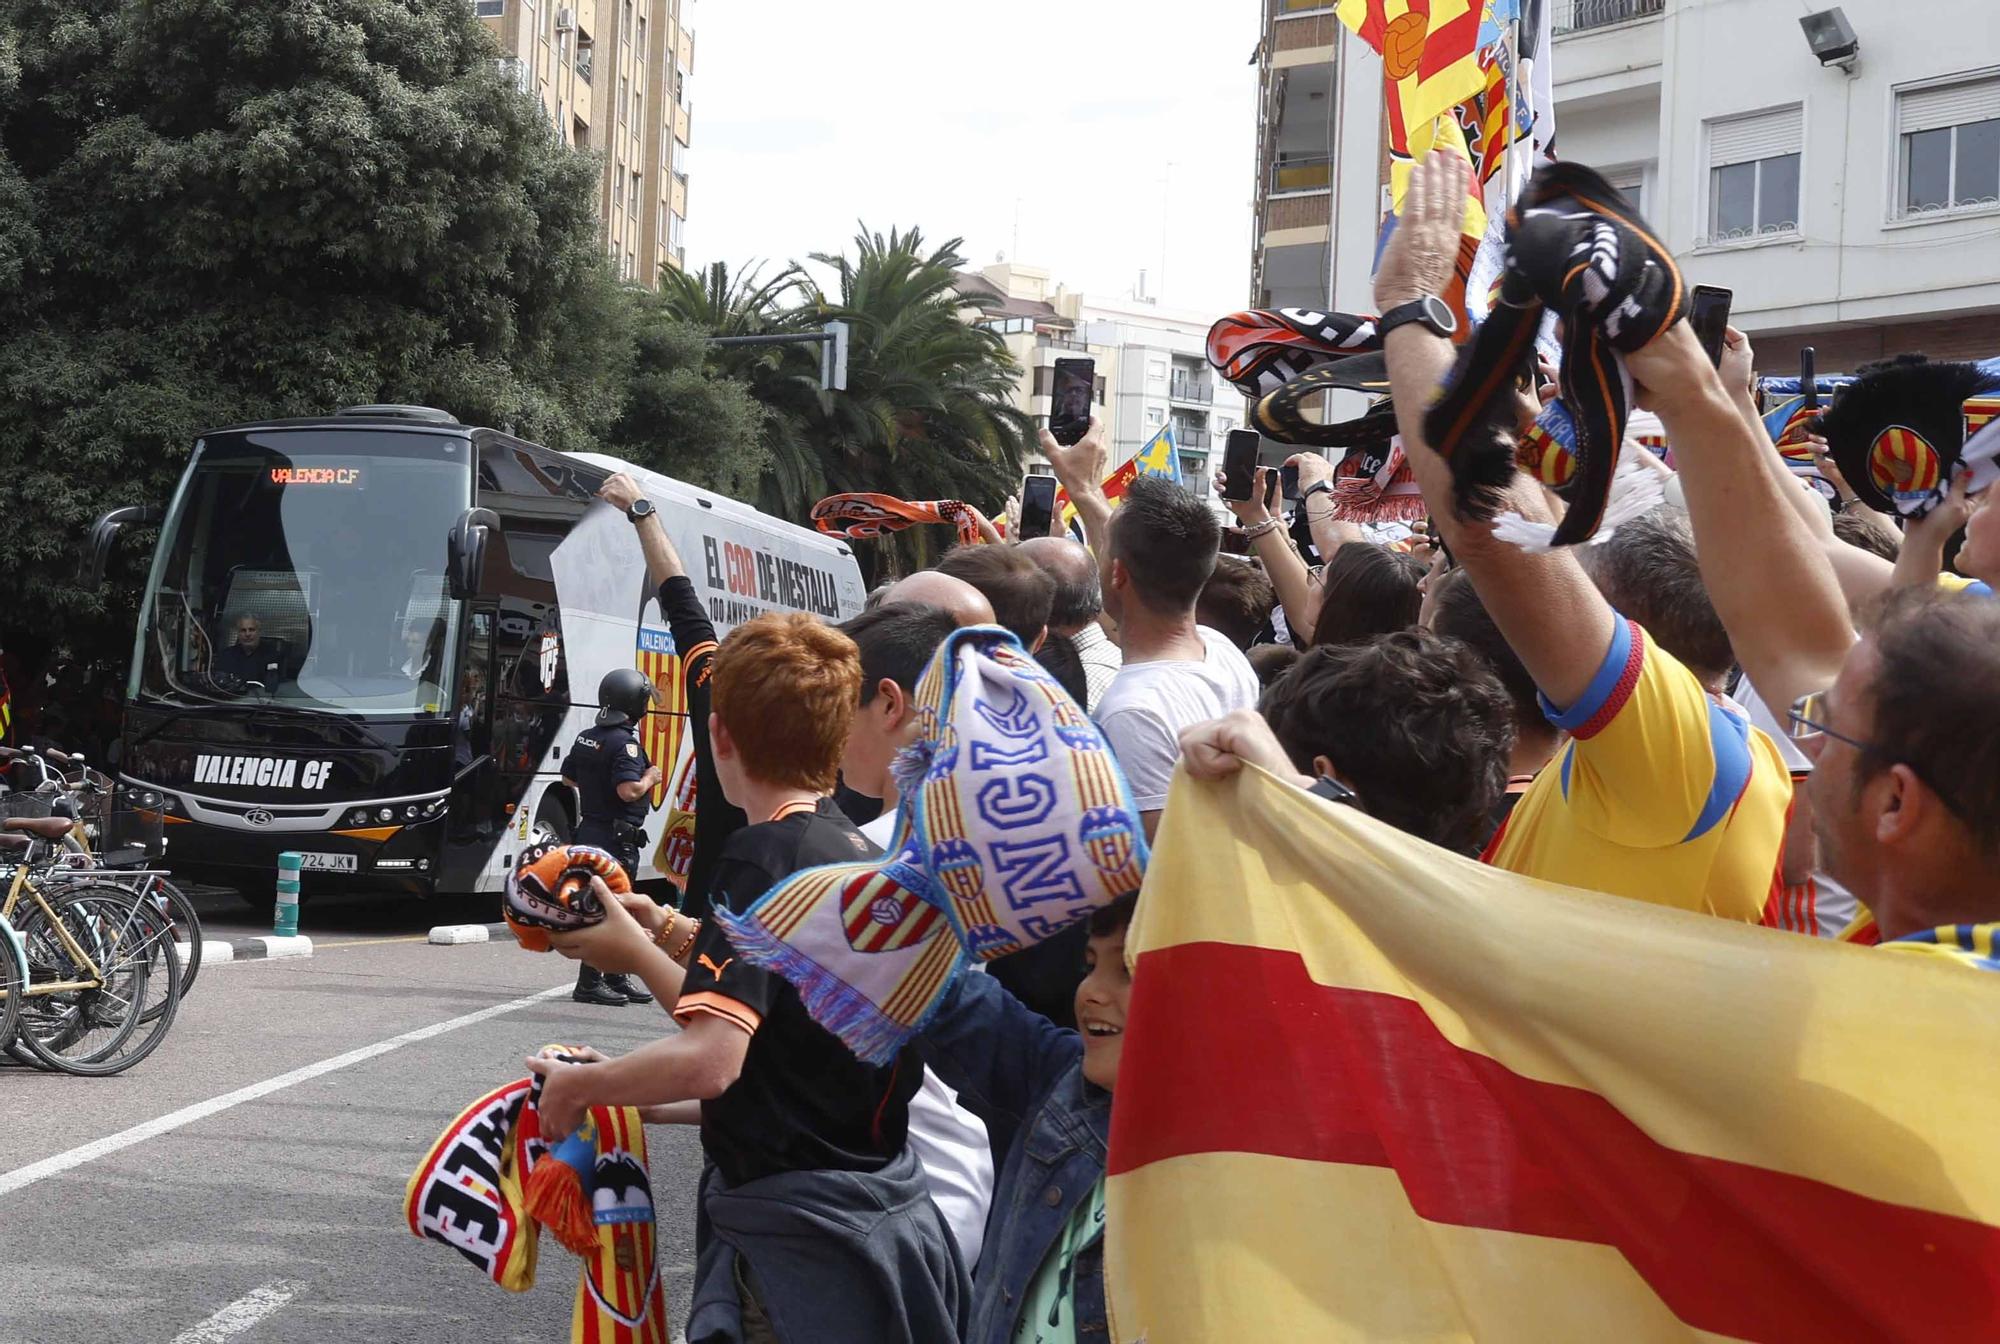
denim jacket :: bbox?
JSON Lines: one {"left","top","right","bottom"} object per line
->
{"left": 918, "top": 971, "right": 1111, "bottom": 1344}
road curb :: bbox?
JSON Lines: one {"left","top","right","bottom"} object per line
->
{"left": 227, "top": 935, "right": 314, "bottom": 960}
{"left": 175, "top": 939, "right": 238, "bottom": 966}
{"left": 429, "top": 922, "right": 509, "bottom": 945}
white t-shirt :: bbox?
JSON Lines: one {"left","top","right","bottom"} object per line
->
{"left": 1094, "top": 626, "right": 1261, "bottom": 812}
{"left": 859, "top": 809, "right": 994, "bottom": 1270}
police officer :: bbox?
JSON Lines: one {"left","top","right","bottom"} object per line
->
{"left": 562, "top": 667, "right": 663, "bottom": 1007}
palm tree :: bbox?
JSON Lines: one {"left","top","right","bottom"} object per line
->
{"left": 803, "top": 227, "right": 1030, "bottom": 572}
{"left": 657, "top": 261, "right": 828, "bottom": 517}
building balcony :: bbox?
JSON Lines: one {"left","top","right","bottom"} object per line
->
{"left": 1040, "top": 331, "right": 1089, "bottom": 352}
{"left": 1264, "top": 190, "right": 1332, "bottom": 235}
{"left": 1175, "top": 425, "right": 1210, "bottom": 450}
{"left": 1271, "top": 154, "right": 1332, "bottom": 196}
{"left": 1271, "top": 9, "right": 1337, "bottom": 59}
{"left": 1554, "top": 0, "right": 1663, "bottom": 34}
{"left": 1169, "top": 382, "right": 1213, "bottom": 405}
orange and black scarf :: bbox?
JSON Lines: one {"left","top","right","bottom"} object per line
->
{"left": 811, "top": 493, "right": 983, "bottom": 546}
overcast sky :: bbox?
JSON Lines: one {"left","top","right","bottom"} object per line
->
{"left": 680, "top": 0, "right": 1260, "bottom": 315}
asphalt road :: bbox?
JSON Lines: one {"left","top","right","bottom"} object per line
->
{"left": 0, "top": 888, "right": 703, "bottom": 1344}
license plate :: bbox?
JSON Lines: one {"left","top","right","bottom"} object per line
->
{"left": 297, "top": 852, "right": 357, "bottom": 873}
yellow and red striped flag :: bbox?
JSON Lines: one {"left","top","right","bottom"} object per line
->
{"left": 1338, "top": 0, "right": 1487, "bottom": 130}
{"left": 1108, "top": 766, "right": 2000, "bottom": 1342}
{"left": 1053, "top": 424, "right": 1181, "bottom": 530}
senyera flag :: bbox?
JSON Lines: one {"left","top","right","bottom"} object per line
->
{"left": 1107, "top": 767, "right": 2000, "bottom": 1343}
{"left": 1053, "top": 424, "right": 1180, "bottom": 530}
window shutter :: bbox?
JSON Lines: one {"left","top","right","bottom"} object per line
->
{"left": 1898, "top": 76, "right": 2000, "bottom": 136}
{"left": 1708, "top": 106, "right": 1803, "bottom": 167}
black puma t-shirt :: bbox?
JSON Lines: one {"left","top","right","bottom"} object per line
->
{"left": 673, "top": 796, "right": 923, "bottom": 1187}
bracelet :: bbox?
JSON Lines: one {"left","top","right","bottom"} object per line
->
{"left": 1242, "top": 517, "right": 1284, "bottom": 541}
{"left": 668, "top": 915, "right": 702, "bottom": 962}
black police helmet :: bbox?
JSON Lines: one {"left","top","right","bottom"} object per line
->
{"left": 595, "top": 667, "right": 654, "bottom": 728}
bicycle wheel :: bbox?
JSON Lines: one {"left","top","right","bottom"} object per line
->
{"left": 153, "top": 878, "right": 203, "bottom": 1000}
{"left": 15, "top": 885, "right": 180, "bottom": 1076}
{"left": 0, "top": 917, "right": 25, "bottom": 1055}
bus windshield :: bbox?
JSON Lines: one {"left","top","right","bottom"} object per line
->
{"left": 131, "top": 428, "right": 473, "bottom": 718}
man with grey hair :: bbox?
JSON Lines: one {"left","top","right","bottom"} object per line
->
{"left": 1019, "top": 535, "right": 1120, "bottom": 710}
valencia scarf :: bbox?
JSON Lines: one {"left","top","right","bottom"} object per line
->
{"left": 810, "top": 493, "right": 984, "bottom": 547}
{"left": 712, "top": 626, "right": 1148, "bottom": 1065}
{"left": 406, "top": 1048, "right": 669, "bottom": 1343}
{"left": 1425, "top": 162, "right": 1688, "bottom": 546}
{"left": 504, "top": 844, "right": 630, "bottom": 952}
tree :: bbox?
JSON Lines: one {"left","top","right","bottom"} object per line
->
{"left": 804, "top": 227, "right": 1031, "bottom": 573}
{"left": 658, "top": 260, "right": 828, "bottom": 519}
{"left": 0, "top": 0, "right": 631, "bottom": 678}
{"left": 600, "top": 299, "right": 771, "bottom": 501}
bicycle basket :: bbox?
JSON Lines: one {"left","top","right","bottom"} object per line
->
{"left": 100, "top": 808, "right": 167, "bottom": 866}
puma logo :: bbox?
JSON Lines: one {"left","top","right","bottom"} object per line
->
{"left": 697, "top": 954, "right": 733, "bottom": 978}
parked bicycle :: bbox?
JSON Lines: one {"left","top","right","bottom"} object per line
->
{"left": 0, "top": 815, "right": 182, "bottom": 1075}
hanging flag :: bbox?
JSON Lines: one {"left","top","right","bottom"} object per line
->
{"left": 1053, "top": 423, "right": 1181, "bottom": 528}
{"left": 1338, "top": 0, "right": 1487, "bottom": 129}
{"left": 1108, "top": 767, "right": 2000, "bottom": 1343}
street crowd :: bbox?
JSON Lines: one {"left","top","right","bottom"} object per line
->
{"left": 499, "top": 152, "right": 2000, "bottom": 1343}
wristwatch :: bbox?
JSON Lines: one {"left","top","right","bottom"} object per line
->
{"left": 1376, "top": 295, "right": 1458, "bottom": 341}
{"left": 626, "top": 498, "right": 656, "bottom": 523}
{"left": 1301, "top": 480, "right": 1333, "bottom": 503}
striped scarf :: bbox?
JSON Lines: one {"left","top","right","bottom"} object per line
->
{"left": 712, "top": 626, "right": 1149, "bottom": 1065}
{"left": 406, "top": 1050, "right": 668, "bottom": 1343}
{"left": 810, "top": 493, "right": 984, "bottom": 547}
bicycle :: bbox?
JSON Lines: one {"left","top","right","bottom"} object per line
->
{"left": 0, "top": 816, "right": 183, "bottom": 1076}
{"left": 0, "top": 744, "right": 204, "bottom": 1002}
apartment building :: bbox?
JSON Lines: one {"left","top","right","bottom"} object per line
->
{"left": 1249, "top": 0, "right": 1340, "bottom": 315}
{"left": 1308, "top": 0, "right": 2000, "bottom": 371}
{"left": 476, "top": 0, "right": 694, "bottom": 285}
{"left": 955, "top": 265, "right": 1243, "bottom": 501}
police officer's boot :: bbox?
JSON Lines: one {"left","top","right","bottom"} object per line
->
{"left": 602, "top": 973, "right": 654, "bottom": 1004}
{"left": 572, "top": 963, "right": 629, "bottom": 1007}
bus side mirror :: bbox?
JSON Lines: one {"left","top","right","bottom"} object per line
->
{"left": 87, "top": 505, "right": 162, "bottom": 590}
{"left": 448, "top": 507, "right": 501, "bottom": 601}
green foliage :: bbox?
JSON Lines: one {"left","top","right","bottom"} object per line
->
{"left": 0, "top": 0, "right": 762, "bottom": 675}
{"left": 666, "top": 231, "right": 1031, "bottom": 577}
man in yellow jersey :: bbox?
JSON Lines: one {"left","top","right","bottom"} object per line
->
{"left": 1372, "top": 154, "right": 1818, "bottom": 922}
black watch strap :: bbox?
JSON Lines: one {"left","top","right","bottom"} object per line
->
{"left": 1376, "top": 295, "right": 1457, "bottom": 340}
{"left": 1302, "top": 480, "right": 1333, "bottom": 501}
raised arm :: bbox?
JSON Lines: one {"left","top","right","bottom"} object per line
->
{"left": 1218, "top": 465, "right": 1317, "bottom": 645}
{"left": 1623, "top": 326, "right": 1853, "bottom": 716}
{"left": 600, "top": 472, "right": 686, "bottom": 589}
{"left": 1040, "top": 416, "right": 1114, "bottom": 570}
{"left": 1290, "top": 452, "right": 1365, "bottom": 557}
{"left": 1376, "top": 153, "right": 1615, "bottom": 710}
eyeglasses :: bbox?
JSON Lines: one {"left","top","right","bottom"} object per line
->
{"left": 1786, "top": 689, "right": 1872, "bottom": 751}
{"left": 1788, "top": 689, "right": 1970, "bottom": 821}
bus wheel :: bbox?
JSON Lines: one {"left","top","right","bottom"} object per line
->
{"left": 530, "top": 793, "right": 572, "bottom": 850}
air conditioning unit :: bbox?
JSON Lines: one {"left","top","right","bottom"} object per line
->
{"left": 555, "top": 7, "right": 576, "bottom": 31}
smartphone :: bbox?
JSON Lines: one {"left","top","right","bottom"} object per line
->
{"left": 1019, "top": 474, "right": 1058, "bottom": 539}
{"left": 1262, "top": 466, "right": 1279, "bottom": 512}
{"left": 1280, "top": 462, "right": 1301, "bottom": 503}
{"left": 1689, "top": 285, "right": 1732, "bottom": 368}
{"left": 1049, "top": 358, "right": 1095, "bottom": 446}
{"left": 1222, "top": 429, "right": 1260, "bottom": 503}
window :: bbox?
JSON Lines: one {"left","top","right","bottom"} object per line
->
{"left": 1147, "top": 360, "right": 1167, "bottom": 384}
{"left": 668, "top": 210, "right": 684, "bottom": 259}
{"left": 619, "top": 75, "right": 630, "bottom": 123}
{"left": 630, "top": 170, "right": 642, "bottom": 215}
{"left": 637, "top": 15, "right": 648, "bottom": 50}
{"left": 1145, "top": 407, "right": 1164, "bottom": 427}
{"left": 659, "top": 200, "right": 667, "bottom": 240}
{"left": 1602, "top": 164, "right": 1649, "bottom": 218}
{"left": 474, "top": 0, "right": 504, "bottom": 16}
{"left": 1706, "top": 106, "right": 1801, "bottom": 242}
{"left": 1896, "top": 75, "right": 2000, "bottom": 217}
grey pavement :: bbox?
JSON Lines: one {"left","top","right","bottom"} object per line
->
{"left": 0, "top": 892, "right": 701, "bottom": 1344}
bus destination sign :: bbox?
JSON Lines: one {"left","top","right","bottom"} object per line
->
{"left": 269, "top": 466, "right": 363, "bottom": 486}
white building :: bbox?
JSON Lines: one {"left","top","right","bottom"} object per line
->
{"left": 955, "top": 266, "right": 1242, "bottom": 500}
{"left": 1320, "top": 0, "right": 2000, "bottom": 371}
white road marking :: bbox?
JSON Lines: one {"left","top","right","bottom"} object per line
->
{"left": 170, "top": 1280, "right": 301, "bottom": 1344}
{"left": 0, "top": 983, "right": 570, "bottom": 1199}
